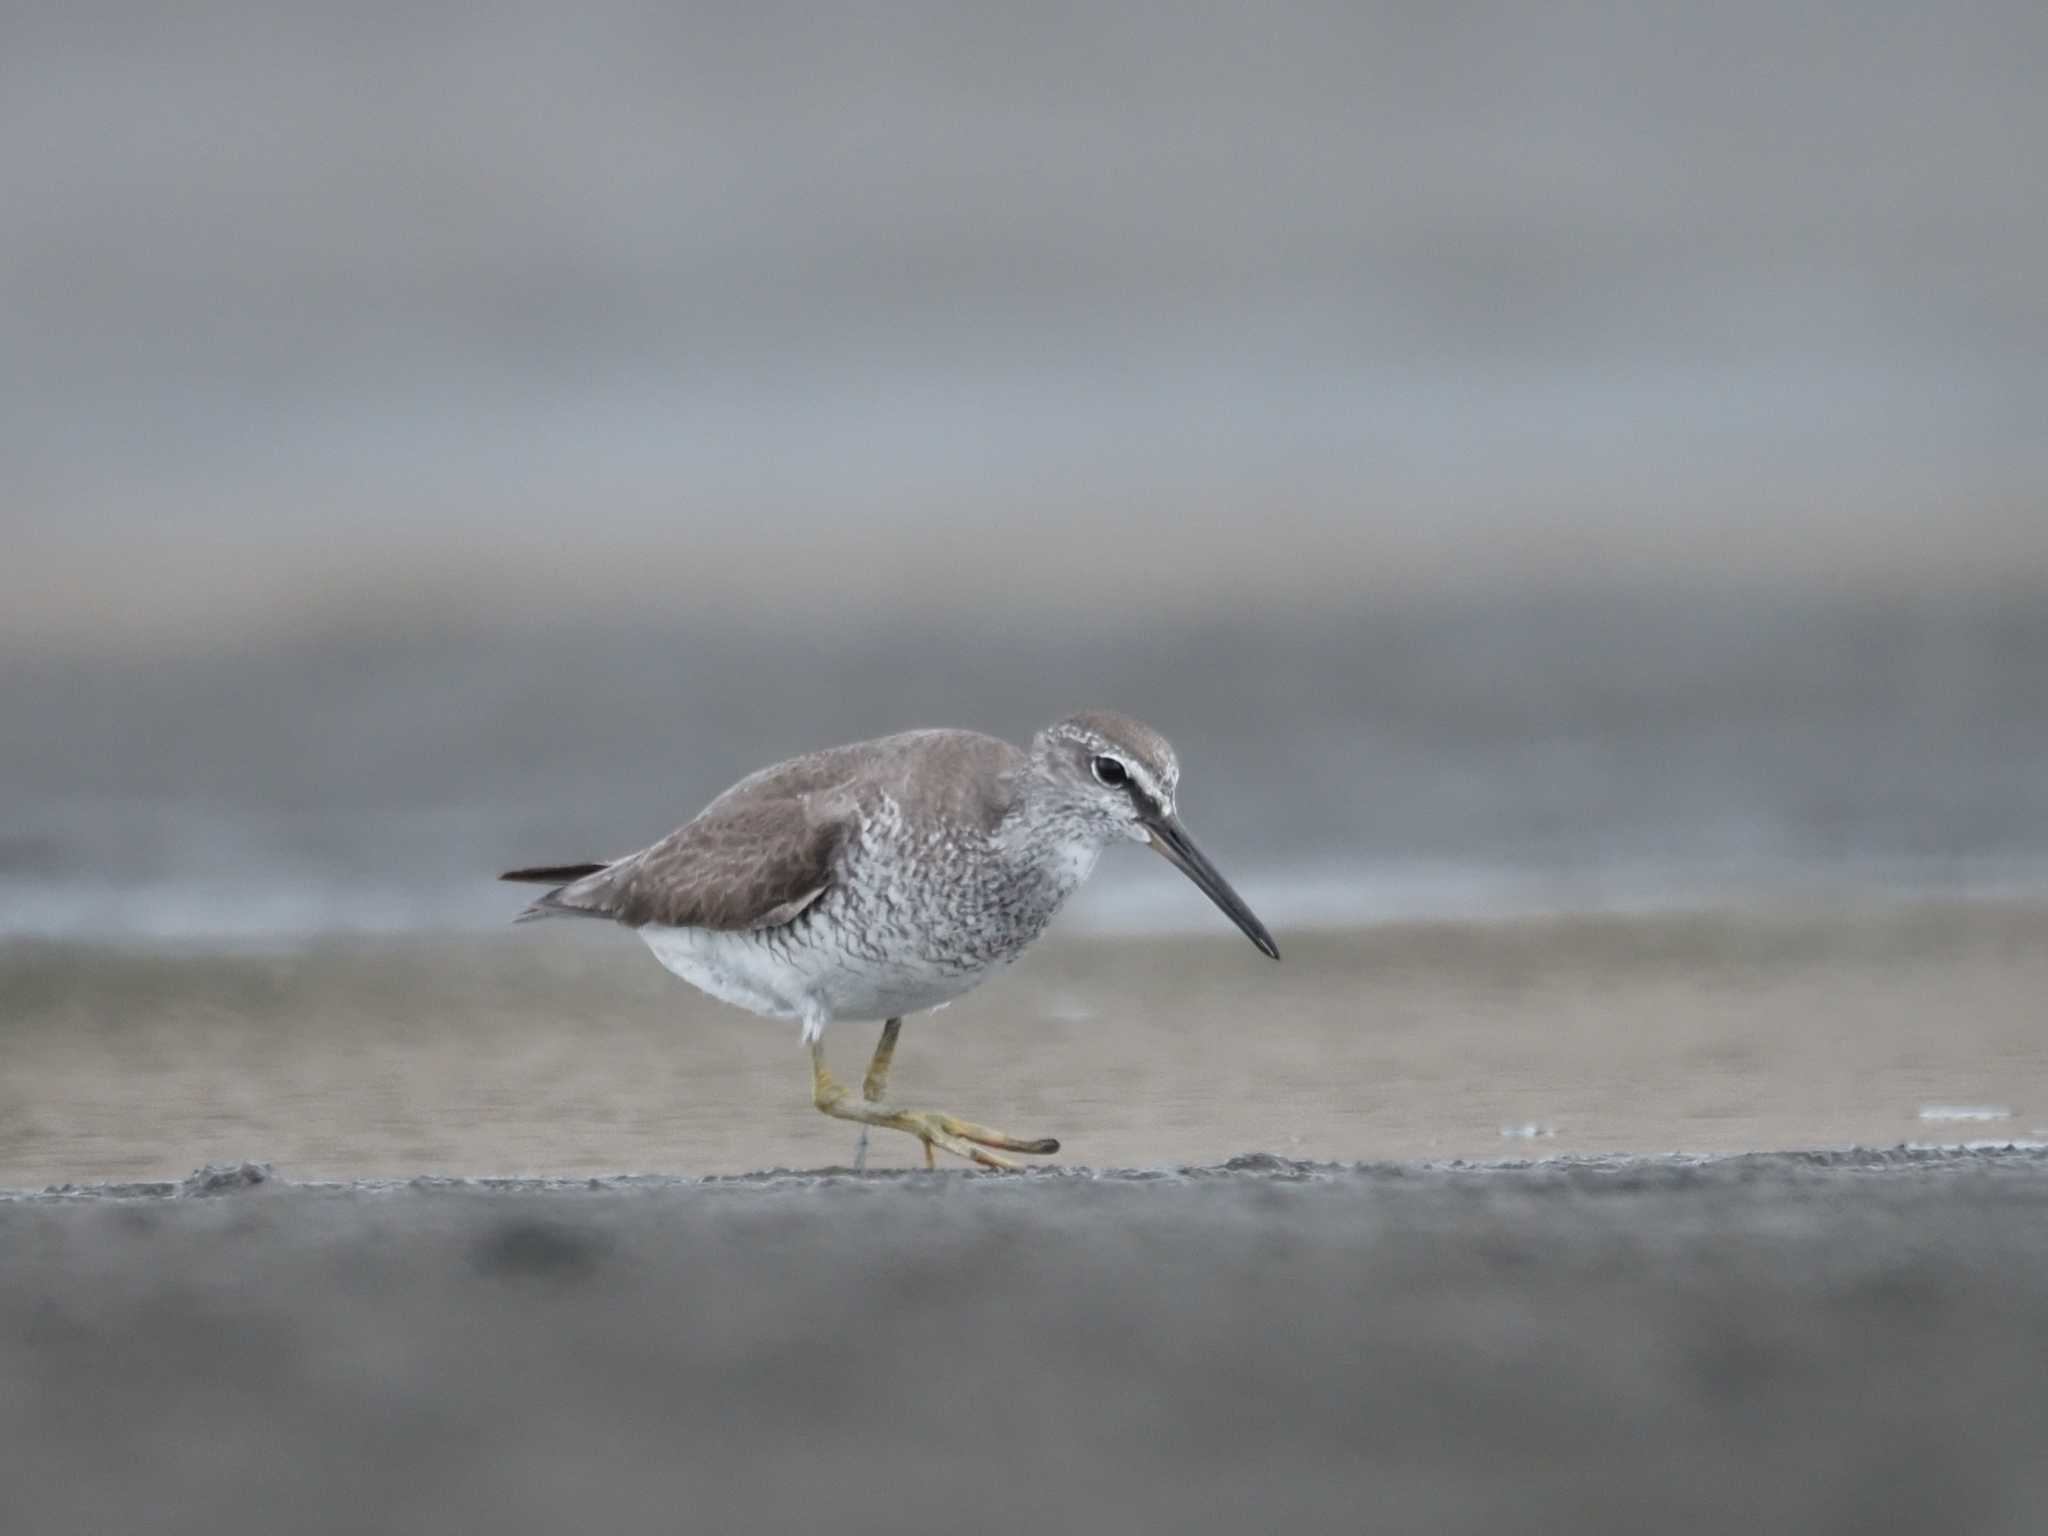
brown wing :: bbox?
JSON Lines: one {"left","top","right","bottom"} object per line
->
{"left": 527, "top": 790, "right": 848, "bottom": 931}
{"left": 515, "top": 727, "right": 1025, "bottom": 931}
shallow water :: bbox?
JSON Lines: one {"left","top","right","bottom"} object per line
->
{"left": 8, "top": 595, "right": 2048, "bottom": 945}
{"left": 5, "top": 902, "right": 2045, "bottom": 1187}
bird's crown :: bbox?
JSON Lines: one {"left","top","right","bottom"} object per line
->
{"left": 1034, "top": 710, "right": 1180, "bottom": 812}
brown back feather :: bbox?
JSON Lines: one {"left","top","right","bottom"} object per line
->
{"left": 525, "top": 729, "right": 1024, "bottom": 932}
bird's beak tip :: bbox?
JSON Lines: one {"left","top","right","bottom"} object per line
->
{"left": 1144, "top": 816, "right": 1280, "bottom": 963}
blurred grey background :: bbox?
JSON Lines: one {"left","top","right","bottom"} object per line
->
{"left": 4, "top": 1, "right": 2045, "bottom": 940}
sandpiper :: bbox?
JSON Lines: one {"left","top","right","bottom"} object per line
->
{"left": 500, "top": 711, "right": 1278, "bottom": 1169}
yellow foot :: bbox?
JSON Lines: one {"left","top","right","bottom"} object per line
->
{"left": 811, "top": 1039, "right": 1058, "bottom": 1172}
{"left": 891, "top": 1109, "right": 1060, "bottom": 1171}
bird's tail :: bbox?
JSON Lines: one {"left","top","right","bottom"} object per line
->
{"left": 499, "top": 861, "right": 613, "bottom": 924}
{"left": 499, "top": 862, "right": 609, "bottom": 886}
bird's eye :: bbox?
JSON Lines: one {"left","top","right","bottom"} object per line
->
{"left": 1091, "top": 756, "right": 1129, "bottom": 788}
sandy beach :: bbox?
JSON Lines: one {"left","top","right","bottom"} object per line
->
{"left": 6, "top": 903, "right": 2048, "bottom": 1531}
{"left": 5, "top": 902, "right": 2045, "bottom": 1186}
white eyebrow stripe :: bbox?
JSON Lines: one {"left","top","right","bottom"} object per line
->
{"left": 1126, "top": 761, "right": 1167, "bottom": 808}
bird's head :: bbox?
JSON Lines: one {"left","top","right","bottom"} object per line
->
{"left": 1030, "top": 711, "right": 1278, "bottom": 960}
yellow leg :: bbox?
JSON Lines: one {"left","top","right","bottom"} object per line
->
{"left": 812, "top": 1037, "right": 1058, "bottom": 1171}
{"left": 863, "top": 1016, "right": 904, "bottom": 1104}
{"left": 852, "top": 1017, "right": 905, "bottom": 1171}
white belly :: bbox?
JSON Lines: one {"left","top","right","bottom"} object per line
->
{"left": 637, "top": 924, "right": 997, "bottom": 1031}
{"left": 632, "top": 820, "right": 1100, "bottom": 1036}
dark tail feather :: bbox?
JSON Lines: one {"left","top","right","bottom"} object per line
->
{"left": 499, "top": 862, "right": 609, "bottom": 885}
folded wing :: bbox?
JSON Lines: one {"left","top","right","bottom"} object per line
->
{"left": 504, "top": 793, "right": 847, "bottom": 931}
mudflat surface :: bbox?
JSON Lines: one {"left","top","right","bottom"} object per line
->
{"left": 5, "top": 903, "right": 2048, "bottom": 1184}
{"left": 7, "top": 905, "right": 2048, "bottom": 1531}
{"left": 5, "top": 1149, "right": 2048, "bottom": 1535}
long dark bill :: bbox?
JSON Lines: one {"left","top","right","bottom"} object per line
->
{"left": 1145, "top": 814, "right": 1281, "bottom": 960}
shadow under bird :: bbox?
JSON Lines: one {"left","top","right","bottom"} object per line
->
{"left": 500, "top": 711, "right": 1279, "bottom": 1169}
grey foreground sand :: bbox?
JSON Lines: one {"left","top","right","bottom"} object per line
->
{"left": 5, "top": 1150, "right": 2048, "bottom": 1534}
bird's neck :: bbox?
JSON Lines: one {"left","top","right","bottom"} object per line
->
{"left": 999, "top": 782, "right": 1112, "bottom": 896}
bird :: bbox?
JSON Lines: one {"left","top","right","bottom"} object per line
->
{"left": 500, "top": 710, "right": 1278, "bottom": 1170}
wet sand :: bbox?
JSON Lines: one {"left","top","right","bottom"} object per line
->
{"left": 5, "top": 1150, "right": 2048, "bottom": 1534}
{"left": 4, "top": 902, "right": 2046, "bottom": 1185}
